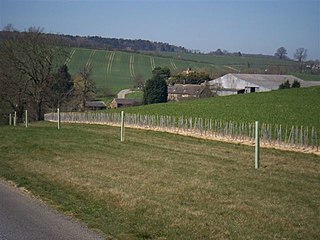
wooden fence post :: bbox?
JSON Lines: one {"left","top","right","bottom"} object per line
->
{"left": 9, "top": 113, "right": 12, "bottom": 126}
{"left": 255, "top": 121, "right": 260, "bottom": 169}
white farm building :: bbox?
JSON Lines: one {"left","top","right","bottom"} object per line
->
{"left": 209, "top": 73, "right": 320, "bottom": 96}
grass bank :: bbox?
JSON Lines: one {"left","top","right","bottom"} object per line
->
{"left": 1, "top": 122, "right": 320, "bottom": 239}
{"left": 111, "top": 86, "right": 320, "bottom": 129}
{"left": 126, "top": 91, "right": 143, "bottom": 99}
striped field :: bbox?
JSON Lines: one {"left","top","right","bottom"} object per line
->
{"left": 66, "top": 48, "right": 219, "bottom": 93}
{"left": 65, "top": 48, "right": 316, "bottom": 95}
{"left": 64, "top": 48, "right": 241, "bottom": 93}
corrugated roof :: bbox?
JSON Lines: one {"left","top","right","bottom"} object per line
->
{"left": 211, "top": 74, "right": 320, "bottom": 90}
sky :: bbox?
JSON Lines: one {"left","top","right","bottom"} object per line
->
{"left": 0, "top": 0, "right": 319, "bottom": 60}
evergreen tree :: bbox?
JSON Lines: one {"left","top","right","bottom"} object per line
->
{"left": 279, "top": 80, "right": 291, "bottom": 89}
{"left": 291, "top": 80, "right": 301, "bottom": 88}
{"left": 143, "top": 67, "right": 170, "bottom": 104}
{"left": 48, "top": 65, "right": 73, "bottom": 109}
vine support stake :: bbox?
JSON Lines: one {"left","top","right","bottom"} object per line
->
{"left": 121, "top": 111, "right": 125, "bottom": 142}
{"left": 57, "top": 108, "right": 60, "bottom": 129}
{"left": 25, "top": 110, "right": 28, "bottom": 128}
{"left": 255, "top": 121, "right": 260, "bottom": 169}
{"left": 13, "top": 111, "right": 17, "bottom": 127}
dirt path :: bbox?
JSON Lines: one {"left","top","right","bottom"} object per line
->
{"left": 224, "top": 65, "right": 239, "bottom": 71}
{"left": 170, "top": 59, "right": 177, "bottom": 70}
{"left": 129, "top": 55, "right": 135, "bottom": 78}
{"left": 106, "top": 52, "right": 115, "bottom": 74}
{"left": 86, "top": 50, "right": 96, "bottom": 68}
{"left": 150, "top": 56, "right": 155, "bottom": 70}
{"left": 117, "top": 89, "right": 135, "bottom": 98}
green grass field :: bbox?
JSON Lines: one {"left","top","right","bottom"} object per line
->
{"left": 155, "top": 51, "right": 298, "bottom": 67}
{"left": 1, "top": 122, "right": 319, "bottom": 239}
{"left": 66, "top": 48, "right": 222, "bottom": 93}
{"left": 126, "top": 91, "right": 143, "bottom": 99}
{"left": 111, "top": 86, "right": 320, "bottom": 129}
{"left": 293, "top": 72, "right": 320, "bottom": 81}
{"left": 65, "top": 48, "right": 319, "bottom": 95}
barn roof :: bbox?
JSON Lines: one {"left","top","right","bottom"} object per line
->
{"left": 211, "top": 73, "right": 320, "bottom": 90}
{"left": 112, "top": 98, "right": 143, "bottom": 105}
{"left": 168, "top": 84, "right": 206, "bottom": 95}
{"left": 85, "top": 101, "right": 107, "bottom": 107}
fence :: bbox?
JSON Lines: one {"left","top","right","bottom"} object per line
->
{"left": 44, "top": 112, "right": 319, "bottom": 152}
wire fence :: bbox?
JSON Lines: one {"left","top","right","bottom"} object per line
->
{"left": 44, "top": 111, "right": 319, "bottom": 152}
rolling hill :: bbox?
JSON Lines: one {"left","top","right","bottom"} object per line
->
{"left": 65, "top": 48, "right": 314, "bottom": 95}
{"left": 66, "top": 48, "right": 227, "bottom": 94}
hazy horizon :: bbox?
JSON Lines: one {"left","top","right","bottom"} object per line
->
{"left": 1, "top": 0, "right": 319, "bottom": 60}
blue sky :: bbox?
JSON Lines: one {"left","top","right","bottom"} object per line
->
{"left": 0, "top": 0, "right": 319, "bottom": 60}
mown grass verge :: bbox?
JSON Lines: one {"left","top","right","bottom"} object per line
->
{"left": 1, "top": 122, "right": 320, "bottom": 239}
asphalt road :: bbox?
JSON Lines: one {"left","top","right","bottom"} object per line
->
{"left": 0, "top": 180, "right": 105, "bottom": 240}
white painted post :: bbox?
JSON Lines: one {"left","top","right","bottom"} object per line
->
{"left": 13, "top": 111, "right": 17, "bottom": 127}
{"left": 120, "top": 111, "right": 125, "bottom": 142}
{"left": 9, "top": 113, "right": 12, "bottom": 126}
{"left": 57, "top": 108, "right": 60, "bottom": 129}
{"left": 255, "top": 121, "right": 260, "bottom": 169}
{"left": 25, "top": 110, "right": 28, "bottom": 128}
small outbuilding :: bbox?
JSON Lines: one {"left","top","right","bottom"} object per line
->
{"left": 209, "top": 73, "right": 320, "bottom": 96}
{"left": 168, "top": 84, "right": 213, "bottom": 101}
{"left": 85, "top": 101, "right": 107, "bottom": 111}
{"left": 110, "top": 98, "right": 143, "bottom": 108}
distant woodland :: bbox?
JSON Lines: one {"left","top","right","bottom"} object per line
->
{"left": 0, "top": 30, "right": 188, "bottom": 52}
{"left": 0, "top": 30, "right": 279, "bottom": 58}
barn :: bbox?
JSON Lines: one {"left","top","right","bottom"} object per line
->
{"left": 209, "top": 73, "right": 320, "bottom": 96}
{"left": 110, "top": 98, "right": 143, "bottom": 108}
{"left": 168, "top": 84, "right": 213, "bottom": 101}
{"left": 85, "top": 101, "right": 107, "bottom": 111}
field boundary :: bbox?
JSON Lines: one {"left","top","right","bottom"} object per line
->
{"left": 44, "top": 112, "right": 319, "bottom": 155}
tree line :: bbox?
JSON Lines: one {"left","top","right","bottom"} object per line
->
{"left": 0, "top": 26, "right": 188, "bottom": 53}
{"left": 0, "top": 28, "right": 96, "bottom": 124}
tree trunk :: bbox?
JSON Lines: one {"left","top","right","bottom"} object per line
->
{"left": 17, "top": 105, "right": 24, "bottom": 123}
{"left": 36, "top": 101, "right": 44, "bottom": 121}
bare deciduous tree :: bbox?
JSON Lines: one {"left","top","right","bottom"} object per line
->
{"left": 294, "top": 48, "right": 308, "bottom": 73}
{"left": 74, "top": 65, "right": 96, "bottom": 111}
{"left": 275, "top": 47, "right": 287, "bottom": 59}
{"left": 0, "top": 27, "right": 66, "bottom": 120}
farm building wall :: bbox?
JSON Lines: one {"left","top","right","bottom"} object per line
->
{"left": 207, "top": 73, "right": 315, "bottom": 96}
{"left": 209, "top": 74, "right": 270, "bottom": 96}
{"left": 168, "top": 84, "right": 213, "bottom": 101}
{"left": 110, "top": 98, "right": 143, "bottom": 108}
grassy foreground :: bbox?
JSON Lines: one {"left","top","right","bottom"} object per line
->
{"left": 1, "top": 122, "right": 320, "bottom": 239}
